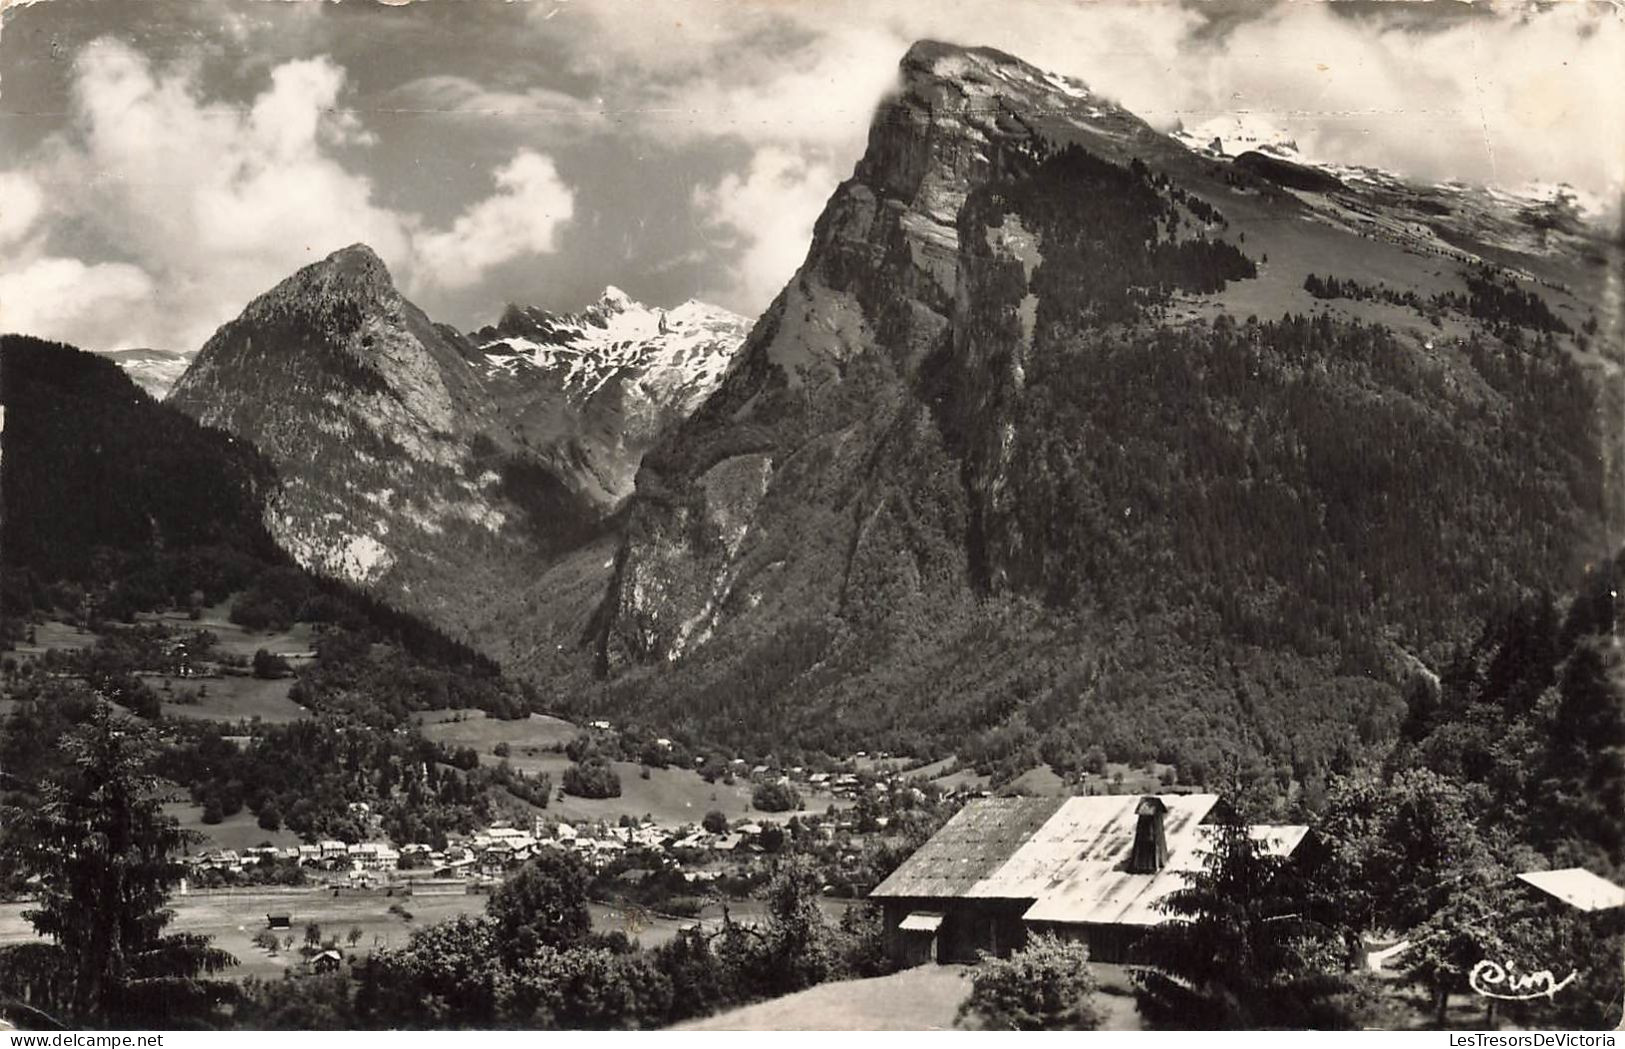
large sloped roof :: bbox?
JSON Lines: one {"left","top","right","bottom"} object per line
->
{"left": 871, "top": 796, "right": 1066, "bottom": 898}
{"left": 873, "top": 792, "right": 1309, "bottom": 928}
{"left": 1023, "top": 820, "right": 1309, "bottom": 925}
{"left": 1516, "top": 868, "right": 1625, "bottom": 912}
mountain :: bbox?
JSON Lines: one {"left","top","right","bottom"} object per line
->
{"left": 165, "top": 246, "right": 746, "bottom": 650}
{"left": 2, "top": 334, "right": 279, "bottom": 602}
{"left": 579, "top": 40, "right": 1620, "bottom": 781}
{"left": 167, "top": 244, "right": 519, "bottom": 596}
{"left": 470, "top": 288, "right": 750, "bottom": 507}
{"left": 95, "top": 347, "right": 190, "bottom": 399}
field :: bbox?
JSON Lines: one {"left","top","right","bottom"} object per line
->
{"left": 542, "top": 755, "right": 852, "bottom": 828}
{"left": 415, "top": 709, "right": 578, "bottom": 762}
{"left": 163, "top": 800, "right": 303, "bottom": 853}
{"left": 0, "top": 888, "right": 487, "bottom": 981}
{"left": 150, "top": 673, "right": 308, "bottom": 725}
{"left": 417, "top": 709, "right": 852, "bottom": 829}
{"left": 9, "top": 620, "right": 96, "bottom": 659}
{"left": 138, "top": 605, "right": 316, "bottom": 662}
{"left": 0, "top": 889, "right": 706, "bottom": 981}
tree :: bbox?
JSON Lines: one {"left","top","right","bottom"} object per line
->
{"left": 957, "top": 934, "right": 1103, "bottom": 1030}
{"left": 252, "top": 648, "right": 292, "bottom": 680}
{"left": 485, "top": 852, "right": 593, "bottom": 961}
{"left": 751, "top": 781, "right": 800, "bottom": 813}
{"left": 1134, "top": 813, "right": 1352, "bottom": 1029}
{"left": 562, "top": 758, "right": 621, "bottom": 799}
{"left": 0, "top": 701, "right": 235, "bottom": 1026}
{"left": 701, "top": 810, "right": 729, "bottom": 835}
{"left": 1400, "top": 869, "right": 1513, "bottom": 1026}
{"left": 239, "top": 970, "right": 358, "bottom": 1030}
{"left": 756, "top": 857, "right": 834, "bottom": 995}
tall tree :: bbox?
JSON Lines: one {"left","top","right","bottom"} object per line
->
{"left": 0, "top": 700, "right": 235, "bottom": 1026}
{"left": 484, "top": 852, "right": 592, "bottom": 962}
{"left": 1133, "top": 814, "right": 1352, "bottom": 1029}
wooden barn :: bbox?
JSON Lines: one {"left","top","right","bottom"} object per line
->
{"left": 870, "top": 793, "right": 1307, "bottom": 965}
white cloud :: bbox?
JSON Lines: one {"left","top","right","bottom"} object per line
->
{"left": 0, "top": 257, "right": 156, "bottom": 346}
{"left": 410, "top": 150, "right": 575, "bottom": 291}
{"left": 386, "top": 75, "right": 604, "bottom": 133}
{"left": 0, "top": 39, "right": 576, "bottom": 353}
{"left": 0, "top": 172, "right": 45, "bottom": 249}
{"left": 693, "top": 146, "right": 838, "bottom": 313}
{"left": 562, "top": 0, "right": 1623, "bottom": 311}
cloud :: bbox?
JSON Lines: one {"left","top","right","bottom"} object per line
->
{"left": 0, "top": 39, "right": 576, "bottom": 353}
{"left": 0, "top": 256, "right": 156, "bottom": 346}
{"left": 385, "top": 74, "right": 604, "bottom": 133}
{"left": 0, "top": 171, "right": 45, "bottom": 249}
{"left": 692, "top": 146, "right": 839, "bottom": 313}
{"left": 558, "top": 0, "right": 1622, "bottom": 310}
{"left": 411, "top": 150, "right": 575, "bottom": 291}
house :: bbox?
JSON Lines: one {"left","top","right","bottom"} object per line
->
{"left": 266, "top": 914, "right": 292, "bottom": 930}
{"left": 311, "top": 949, "right": 344, "bottom": 974}
{"left": 870, "top": 794, "right": 1307, "bottom": 966}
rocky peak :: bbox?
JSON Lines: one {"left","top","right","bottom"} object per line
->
{"left": 242, "top": 243, "right": 401, "bottom": 323}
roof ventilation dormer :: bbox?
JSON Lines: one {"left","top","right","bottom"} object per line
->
{"left": 1127, "top": 795, "right": 1169, "bottom": 874}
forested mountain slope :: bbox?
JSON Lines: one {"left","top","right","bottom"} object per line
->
{"left": 574, "top": 40, "right": 1620, "bottom": 784}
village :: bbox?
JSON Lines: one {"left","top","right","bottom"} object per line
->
{"left": 183, "top": 752, "right": 960, "bottom": 901}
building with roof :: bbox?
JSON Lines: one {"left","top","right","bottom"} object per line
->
{"left": 1515, "top": 868, "right": 1625, "bottom": 912}
{"left": 869, "top": 793, "right": 1308, "bottom": 965}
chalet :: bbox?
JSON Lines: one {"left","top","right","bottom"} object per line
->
{"left": 870, "top": 794, "right": 1307, "bottom": 966}
{"left": 266, "top": 914, "right": 293, "bottom": 930}
{"left": 311, "top": 949, "right": 344, "bottom": 974}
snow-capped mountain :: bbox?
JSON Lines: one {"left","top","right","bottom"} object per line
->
{"left": 471, "top": 288, "right": 748, "bottom": 415}
{"left": 469, "top": 288, "right": 750, "bottom": 507}
{"left": 97, "top": 347, "right": 190, "bottom": 398}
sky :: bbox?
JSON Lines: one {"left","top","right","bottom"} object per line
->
{"left": 0, "top": 0, "right": 1619, "bottom": 355}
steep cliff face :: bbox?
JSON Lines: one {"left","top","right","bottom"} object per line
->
{"left": 599, "top": 41, "right": 1247, "bottom": 666}
{"left": 590, "top": 40, "right": 1618, "bottom": 770}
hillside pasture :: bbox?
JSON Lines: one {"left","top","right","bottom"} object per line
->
{"left": 415, "top": 709, "right": 577, "bottom": 767}
{"left": 163, "top": 800, "right": 303, "bottom": 853}
{"left": 140, "top": 604, "right": 316, "bottom": 662}
{"left": 518, "top": 754, "right": 852, "bottom": 829}
{"left": 9, "top": 620, "right": 96, "bottom": 660}
{"left": 150, "top": 672, "right": 308, "bottom": 725}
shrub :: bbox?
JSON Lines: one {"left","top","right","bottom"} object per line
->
{"left": 701, "top": 810, "right": 729, "bottom": 835}
{"left": 957, "top": 935, "right": 1103, "bottom": 1030}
